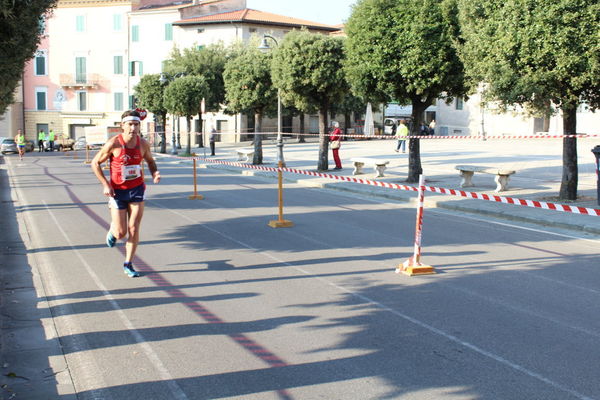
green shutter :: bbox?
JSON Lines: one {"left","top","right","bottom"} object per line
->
{"left": 76, "top": 16, "right": 84, "bottom": 32}
{"left": 36, "top": 91, "right": 46, "bottom": 110}
{"left": 75, "top": 57, "right": 86, "bottom": 83}
{"left": 114, "top": 55, "right": 123, "bottom": 74}
{"left": 113, "top": 14, "right": 122, "bottom": 31}
{"left": 138, "top": 61, "right": 143, "bottom": 76}
{"left": 114, "top": 93, "right": 123, "bottom": 111}
{"left": 132, "top": 25, "right": 139, "bottom": 42}
{"left": 165, "top": 23, "right": 173, "bottom": 40}
{"left": 35, "top": 56, "right": 45, "bottom": 75}
{"left": 129, "top": 95, "right": 135, "bottom": 109}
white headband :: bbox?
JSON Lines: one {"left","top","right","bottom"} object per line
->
{"left": 122, "top": 116, "right": 141, "bottom": 123}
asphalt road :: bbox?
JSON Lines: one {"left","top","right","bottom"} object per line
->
{"left": 4, "top": 151, "right": 600, "bottom": 400}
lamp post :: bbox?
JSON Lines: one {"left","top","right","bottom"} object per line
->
{"left": 258, "top": 34, "right": 285, "bottom": 167}
{"left": 160, "top": 72, "right": 185, "bottom": 155}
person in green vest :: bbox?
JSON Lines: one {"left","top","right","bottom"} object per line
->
{"left": 48, "top": 129, "right": 55, "bottom": 151}
{"left": 394, "top": 119, "right": 409, "bottom": 153}
{"left": 38, "top": 130, "right": 45, "bottom": 152}
{"left": 15, "top": 129, "right": 26, "bottom": 161}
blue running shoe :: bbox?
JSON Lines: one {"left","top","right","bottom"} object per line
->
{"left": 106, "top": 231, "right": 116, "bottom": 248}
{"left": 123, "top": 263, "right": 140, "bottom": 278}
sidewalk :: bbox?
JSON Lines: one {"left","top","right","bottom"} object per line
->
{"left": 158, "top": 135, "right": 600, "bottom": 235}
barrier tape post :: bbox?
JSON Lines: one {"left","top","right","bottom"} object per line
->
{"left": 396, "top": 174, "right": 435, "bottom": 276}
{"left": 268, "top": 161, "right": 293, "bottom": 228}
{"left": 188, "top": 158, "right": 204, "bottom": 200}
{"left": 84, "top": 145, "right": 91, "bottom": 164}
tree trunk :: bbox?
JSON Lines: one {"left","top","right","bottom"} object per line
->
{"left": 298, "top": 112, "right": 305, "bottom": 143}
{"left": 197, "top": 113, "right": 204, "bottom": 148}
{"left": 406, "top": 99, "right": 426, "bottom": 183}
{"left": 185, "top": 116, "right": 192, "bottom": 155}
{"left": 317, "top": 105, "right": 329, "bottom": 171}
{"left": 344, "top": 112, "right": 351, "bottom": 141}
{"left": 559, "top": 104, "right": 578, "bottom": 200}
{"left": 159, "top": 112, "right": 167, "bottom": 153}
{"left": 252, "top": 111, "right": 263, "bottom": 165}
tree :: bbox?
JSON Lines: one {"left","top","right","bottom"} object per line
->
{"left": 0, "top": 0, "right": 57, "bottom": 114}
{"left": 456, "top": 0, "right": 600, "bottom": 200}
{"left": 134, "top": 74, "right": 168, "bottom": 153}
{"left": 272, "top": 30, "right": 348, "bottom": 171}
{"left": 223, "top": 44, "right": 277, "bottom": 164}
{"left": 163, "top": 76, "right": 209, "bottom": 155}
{"left": 345, "top": 0, "right": 467, "bottom": 182}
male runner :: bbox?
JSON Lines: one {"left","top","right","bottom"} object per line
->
{"left": 15, "top": 129, "right": 25, "bottom": 161}
{"left": 91, "top": 110, "right": 161, "bottom": 277}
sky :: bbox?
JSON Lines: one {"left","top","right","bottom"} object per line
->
{"left": 246, "top": 0, "right": 357, "bottom": 26}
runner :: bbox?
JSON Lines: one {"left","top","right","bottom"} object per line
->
{"left": 15, "top": 129, "right": 26, "bottom": 161}
{"left": 91, "top": 109, "right": 161, "bottom": 278}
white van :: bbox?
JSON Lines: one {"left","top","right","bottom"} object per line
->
{"left": 383, "top": 117, "right": 412, "bottom": 135}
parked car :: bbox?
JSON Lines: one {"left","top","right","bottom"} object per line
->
{"left": 43, "top": 135, "right": 75, "bottom": 151}
{"left": 73, "top": 136, "right": 87, "bottom": 151}
{"left": 1, "top": 138, "right": 18, "bottom": 154}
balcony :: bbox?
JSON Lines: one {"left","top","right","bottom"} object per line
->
{"left": 59, "top": 73, "right": 100, "bottom": 89}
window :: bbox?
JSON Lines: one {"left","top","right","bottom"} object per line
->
{"left": 196, "top": 45, "right": 205, "bottom": 51}
{"left": 34, "top": 50, "right": 47, "bottom": 76}
{"left": 113, "top": 55, "right": 123, "bottom": 74}
{"left": 35, "top": 87, "right": 47, "bottom": 110}
{"left": 132, "top": 25, "right": 139, "bottom": 42}
{"left": 197, "top": 28, "right": 204, "bottom": 33}
{"left": 113, "top": 14, "right": 122, "bottom": 31}
{"left": 456, "top": 97, "right": 464, "bottom": 110}
{"left": 76, "top": 15, "right": 85, "bottom": 32}
{"left": 77, "top": 91, "right": 87, "bottom": 111}
{"left": 129, "top": 95, "right": 136, "bottom": 109}
{"left": 38, "top": 16, "right": 46, "bottom": 35}
{"left": 249, "top": 28, "right": 257, "bottom": 33}
{"left": 114, "top": 92, "right": 124, "bottom": 111}
{"left": 75, "top": 57, "right": 86, "bottom": 83}
{"left": 165, "top": 23, "right": 173, "bottom": 40}
{"left": 129, "top": 61, "right": 143, "bottom": 76}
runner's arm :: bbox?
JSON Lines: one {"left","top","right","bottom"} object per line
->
{"left": 91, "top": 141, "right": 115, "bottom": 196}
{"left": 142, "top": 139, "right": 160, "bottom": 184}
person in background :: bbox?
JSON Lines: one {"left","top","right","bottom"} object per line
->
{"left": 15, "top": 129, "right": 26, "bottom": 161}
{"left": 209, "top": 127, "right": 217, "bottom": 156}
{"left": 38, "top": 130, "right": 45, "bottom": 152}
{"left": 330, "top": 121, "right": 342, "bottom": 170}
{"left": 419, "top": 122, "right": 429, "bottom": 136}
{"left": 48, "top": 129, "right": 55, "bottom": 151}
{"left": 395, "top": 119, "right": 409, "bottom": 153}
{"left": 429, "top": 119, "right": 436, "bottom": 136}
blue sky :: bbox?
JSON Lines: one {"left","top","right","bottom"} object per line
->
{"left": 246, "top": 0, "right": 357, "bottom": 26}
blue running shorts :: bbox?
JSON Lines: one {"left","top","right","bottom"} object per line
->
{"left": 108, "top": 184, "right": 146, "bottom": 210}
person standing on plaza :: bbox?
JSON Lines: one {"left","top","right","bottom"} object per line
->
{"left": 15, "top": 129, "right": 26, "bottom": 161}
{"left": 209, "top": 127, "right": 217, "bottom": 156}
{"left": 429, "top": 119, "right": 436, "bottom": 136}
{"left": 330, "top": 121, "right": 342, "bottom": 170}
{"left": 395, "top": 119, "right": 409, "bottom": 153}
{"left": 48, "top": 129, "right": 55, "bottom": 151}
{"left": 37, "top": 129, "right": 45, "bottom": 152}
{"left": 91, "top": 109, "right": 161, "bottom": 278}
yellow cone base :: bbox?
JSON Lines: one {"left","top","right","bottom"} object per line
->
{"left": 84, "top": 161, "right": 91, "bottom": 164}
{"left": 395, "top": 258, "right": 435, "bottom": 276}
{"left": 188, "top": 194, "right": 204, "bottom": 200}
{"left": 268, "top": 219, "right": 294, "bottom": 228}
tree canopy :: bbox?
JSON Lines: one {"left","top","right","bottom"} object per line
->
{"left": 223, "top": 43, "right": 277, "bottom": 164}
{"left": 0, "top": 0, "right": 57, "bottom": 114}
{"left": 345, "top": 0, "right": 466, "bottom": 182}
{"left": 271, "top": 29, "right": 348, "bottom": 170}
{"left": 134, "top": 74, "right": 168, "bottom": 153}
{"left": 456, "top": 0, "right": 600, "bottom": 199}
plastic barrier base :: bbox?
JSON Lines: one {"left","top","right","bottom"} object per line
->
{"left": 268, "top": 219, "right": 294, "bottom": 228}
{"left": 396, "top": 258, "right": 436, "bottom": 276}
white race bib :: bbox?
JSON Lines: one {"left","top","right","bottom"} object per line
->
{"left": 122, "top": 164, "right": 142, "bottom": 181}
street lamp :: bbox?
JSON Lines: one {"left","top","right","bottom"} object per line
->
{"left": 258, "top": 34, "right": 285, "bottom": 167}
{"left": 160, "top": 72, "right": 185, "bottom": 155}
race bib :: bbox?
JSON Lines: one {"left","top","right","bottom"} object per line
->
{"left": 122, "top": 164, "right": 142, "bottom": 181}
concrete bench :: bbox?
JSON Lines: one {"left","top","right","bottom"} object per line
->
{"left": 235, "top": 148, "right": 254, "bottom": 162}
{"left": 455, "top": 165, "right": 516, "bottom": 192}
{"left": 350, "top": 157, "right": 390, "bottom": 178}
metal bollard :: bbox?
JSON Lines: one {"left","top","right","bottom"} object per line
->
{"left": 592, "top": 146, "right": 600, "bottom": 206}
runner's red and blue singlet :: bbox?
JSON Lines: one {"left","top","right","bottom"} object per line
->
{"left": 110, "top": 135, "right": 145, "bottom": 190}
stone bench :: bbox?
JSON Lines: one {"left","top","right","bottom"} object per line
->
{"left": 350, "top": 157, "right": 390, "bottom": 178}
{"left": 455, "top": 164, "right": 516, "bottom": 192}
{"left": 235, "top": 148, "right": 254, "bottom": 162}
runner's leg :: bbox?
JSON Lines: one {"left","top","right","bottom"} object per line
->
{"left": 125, "top": 202, "right": 144, "bottom": 263}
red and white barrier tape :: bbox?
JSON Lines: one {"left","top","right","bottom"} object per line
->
{"left": 165, "top": 154, "right": 600, "bottom": 217}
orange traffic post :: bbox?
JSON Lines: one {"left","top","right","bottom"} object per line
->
{"left": 188, "top": 158, "right": 204, "bottom": 200}
{"left": 396, "top": 174, "right": 435, "bottom": 276}
{"left": 268, "top": 161, "right": 293, "bottom": 228}
{"left": 84, "top": 145, "right": 91, "bottom": 164}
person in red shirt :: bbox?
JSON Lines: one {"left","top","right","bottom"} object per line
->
{"left": 91, "top": 110, "right": 161, "bottom": 278}
{"left": 329, "top": 121, "right": 342, "bottom": 170}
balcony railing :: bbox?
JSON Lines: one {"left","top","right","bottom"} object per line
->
{"left": 59, "top": 73, "right": 100, "bottom": 89}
